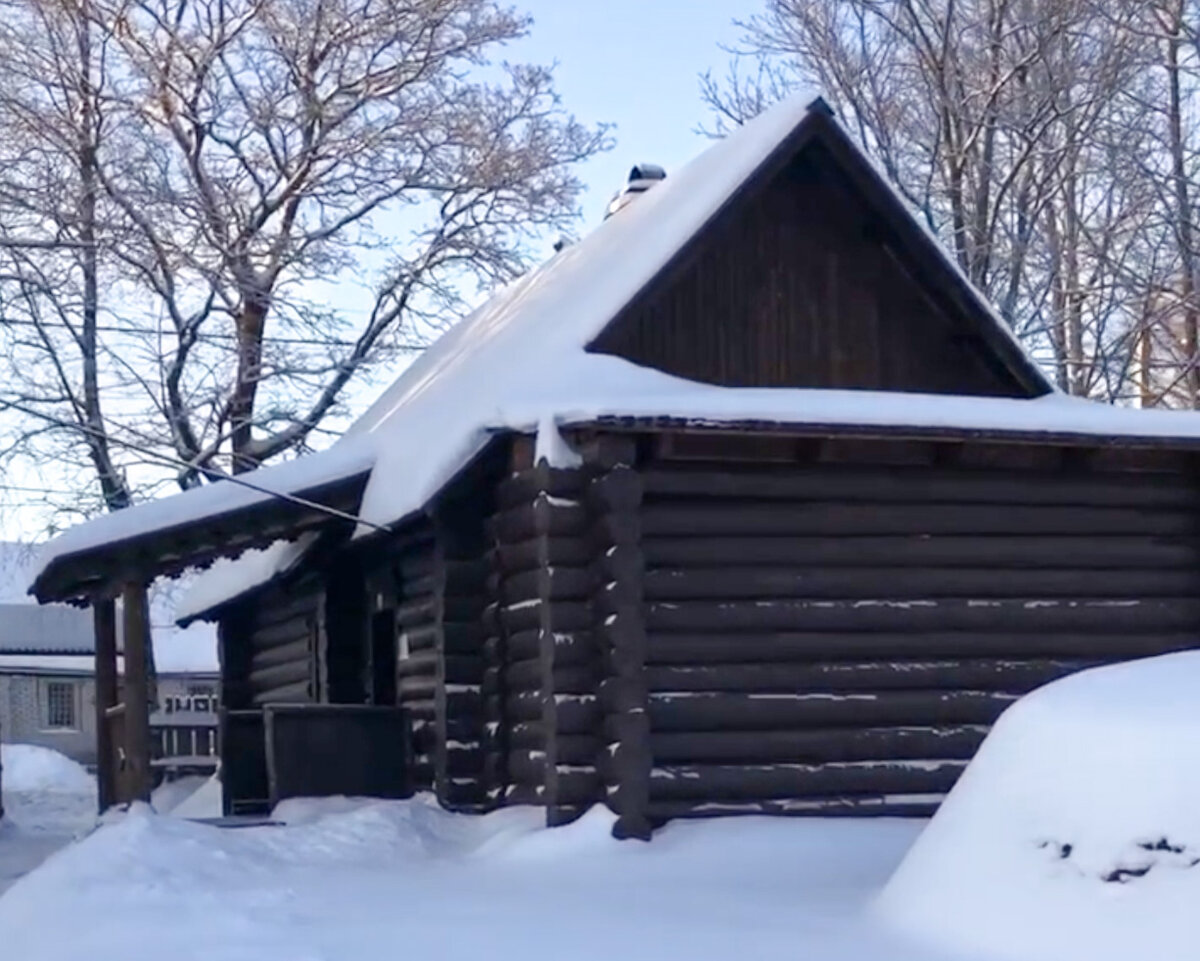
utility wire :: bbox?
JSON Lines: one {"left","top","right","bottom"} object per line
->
{"left": 0, "top": 397, "right": 390, "bottom": 534}
{"left": 0, "top": 317, "right": 427, "bottom": 351}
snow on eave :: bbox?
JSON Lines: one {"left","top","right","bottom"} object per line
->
{"left": 28, "top": 438, "right": 376, "bottom": 602}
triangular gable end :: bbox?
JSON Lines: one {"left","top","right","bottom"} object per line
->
{"left": 588, "top": 108, "right": 1052, "bottom": 399}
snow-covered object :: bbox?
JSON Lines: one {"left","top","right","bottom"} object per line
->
{"left": 876, "top": 651, "right": 1200, "bottom": 961}
{"left": 0, "top": 745, "right": 94, "bottom": 794}
{"left": 0, "top": 797, "right": 933, "bottom": 961}
{"left": 29, "top": 88, "right": 1200, "bottom": 619}
{"left": 159, "top": 775, "right": 222, "bottom": 820}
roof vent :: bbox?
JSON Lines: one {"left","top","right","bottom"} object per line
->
{"left": 605, "top": 163, "right": 666, "bottom": 218}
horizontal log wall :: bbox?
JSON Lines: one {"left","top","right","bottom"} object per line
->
{"left": 241, "top": 578, "right": 322, "bottom": 707}
{"left": 395, "top": 535, "right": 438, "bottom": 791}
{"left": 432, "top": 508, "right": 490, "bottom": 811}
{"left": 634, "top": 455, "right": 1200, "bottom": 820}
{"left": 488, "top": 464, "right": 601, "bottom": 823}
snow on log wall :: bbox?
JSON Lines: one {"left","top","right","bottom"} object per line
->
{"left": 626, "top": 445, "right": 1200, "bottom": 821}
{"left": 488, "top": 465, "right": 603, "bottom": 823}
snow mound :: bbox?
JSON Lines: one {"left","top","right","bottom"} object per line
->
{"left": 1, "top": 745, "right": 93, "bottom": 794}
{"left": 877, "top": 651, "right": 1200, "bottom": 961}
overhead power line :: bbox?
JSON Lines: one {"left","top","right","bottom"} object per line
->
{"left": 0, "top": 316, "right": 427, "bottom": 351}
{"left": 0, "top": 398, "right": 389, "bottom": 535}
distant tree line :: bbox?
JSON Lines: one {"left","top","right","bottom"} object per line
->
{"left": 705, "top": 0, "right": 1200, "bottom": 406}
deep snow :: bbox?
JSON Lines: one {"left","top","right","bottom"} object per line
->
{"left": 878, "top": 652, "right": 1200, "bottom": 961}
{"left": 0, "top": 745, "right": 97, "bottom": 896}
{"left": 0, "top": 796, "right": 959, "bottom": 961}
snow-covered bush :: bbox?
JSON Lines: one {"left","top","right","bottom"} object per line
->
{"left": 877, "top": 651, "right": 1200, "bottom": 961}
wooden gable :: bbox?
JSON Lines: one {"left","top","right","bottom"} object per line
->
{"left": 589, "top": 111, "right": 1049, "bottom": 398}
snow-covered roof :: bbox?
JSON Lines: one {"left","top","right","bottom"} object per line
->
{"left": 28, "top": 89, "right": 1200, "bottom": 616}
{"left": 0, "top": 603, "right": 94, "bottom": 655}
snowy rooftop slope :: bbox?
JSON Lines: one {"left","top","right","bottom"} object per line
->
{"left": 0, "top": 603, "right": 93, "bottom": 654}
{"left": 29, "top": 435, "right": 375, "bottom": 593}
{"left": 32, "top": 88, "right": 1200, "bottom": 619}
{"left": 877, "top": 652, "right": 1200, "bottom": 961}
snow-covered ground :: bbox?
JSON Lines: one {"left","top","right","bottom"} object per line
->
{"left": 0, "top": 796, "right": 957, "bottom": 961}
{"left": 0, "top": 744, "right": 97, "bottom": 896}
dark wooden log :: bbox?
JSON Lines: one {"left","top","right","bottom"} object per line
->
{"left": 92, "top": 599, "right": 118, "bottom": 812}
{"left": 496, "top": 466, "right": 588, "bottom": 508}
{"left": 400, "top": 698, "right": 436, "bottom": 720}
{"left": 251, "top": 679, "right": 310, "bottom": 705}
{"left": 640, "top": 534, "right": 1200, "bottom": 570}
{"left": 644, "top": 689, "right": 1016, "bottom": 731}
{"left": 490, "top": 499, "right": 589, "bottom": 543}
{"left": 500, "top": 567, "right": 593, "bottom": 605}
{"left": 494, "top": 537, "right": 593, "bottom": 573}
{"left": 251, "top": 637, "right": 312, "bottom": 669}
{"left": 122, "top": 582, "right": 153, "bottom": 802}
{"left": 644, "top": 760, "right": 965, "bottom": 801}
{"left": 399, "top": 675, "right": 437, "bottom": 699}
{"left": 649, "top": 725, "right": 988, "bottom": 763}
{"left": 249, "top": 591, "right": 319, "bottom": 631}
{"left": 642, "top": 566, "right": 1200, "bottom": 601}
{"left": 638, "top": 465, "right": 1200, "bottom": 508}
{"left": 643, "top": 659, "right": 1085, "bottom": 694}
{"left": 395, "top": 594, "right": 436, "bottom": 629}
{"left": 645, "top": 797, "right": 942, "bottom": 819}
{"left": 502, "top": 630, "right": 596, "bottom": 664}
{"left": 500, "top": 599, "right": 592, "bottom": 634}
{"left": 248, "top": 618, "right": 312, "bottom": 651}
{"left": 644, "top": 630, "right": 1199, "bottom": 663}
{"left": 506, "top": 660, "right": 599, "bottom": 694}
{"left": 396, "top": 649, "right": 438, "bottom": 677}
{"left": 637, "top": 502, "right": 1200, "bottom": 538}
{"left": 643, "top": 597, "right": 1200, "bottom": 634}
{"left": 248, "top": 659, "right": 311, "bottom": 692}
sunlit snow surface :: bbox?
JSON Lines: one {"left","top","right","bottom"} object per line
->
{"left": 0, "top": 795, "right": 955, "bottom": 961}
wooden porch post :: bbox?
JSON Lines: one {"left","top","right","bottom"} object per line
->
{"left": 92, "top": 597, "right": 119, "bottom": 812}
{"left": 122, "top": 582, "right": 153, "bottom": 802}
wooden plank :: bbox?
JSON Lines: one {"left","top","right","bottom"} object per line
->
{"left": 250, "top": 679, "right": 310, "bottom": 706}
{"left": 644, "top": 690, "right": 1016, "bottom": 731}
{"left": 639, "top": 502, "right": 1200, "bottom": 537}
{"left": 643, "top": 659, "right": 1083, "bottom": 694}
{"left": 251, "top": 637, "right": 311, "bottom": 669}
{"left": 122, "top": 582, "right": 152, "bottom": 802}
{"left": 642, "top": 566, "right": 1200, "bottom": 601}
{"left": 644, "top": 631, "right": 1199, "bottom": 663}
{"left": 92, "top": 599, "right": 118, "bottom": 812}
{"left": 500, "top": 567, "right": 593, "bottom": 605}
{"left": 490, "top": 500, "right": 589, "bottom": 543}
{"left": 643, "top": 597, "right": 1200, "bottom": 634}
{"left": 641, "top": 534, "right": 1200, "bottom": 569}
{"left": 639, "top": 465, "right": 1200, "bottom": 508}
{"left": 649, "top": 725, "right": 988, "bottom": 763}
{"left": 248, "top": 659, "right": 310, "bottom": 693}
{"left": 494, "top": 537, "right": 593, "bottom": 572}
{"left": 644, "top": 760, "right": 966, "bottom": 801}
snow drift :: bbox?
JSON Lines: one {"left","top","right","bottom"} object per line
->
{"left": 877, "top": 651, "right": 1200, "bottom": 961}
{"left": 1, "top": 745, "right": 93, "bottom": 794}
{"left": 0, "top": 796, "right": 939, "bottom": 961}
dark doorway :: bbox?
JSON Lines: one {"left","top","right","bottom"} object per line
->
{"left": 369, "top": 609, "right": 398, "bottom": 706}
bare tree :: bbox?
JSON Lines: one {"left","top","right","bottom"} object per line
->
{"left": 0, "top": 0, "right": 609, "bottom": 533}
{"left": 701, "top": 0, "right": 1163, "bottom": 399}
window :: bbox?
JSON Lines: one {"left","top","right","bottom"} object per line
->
{"left": 41, "top": 680, "right": 78, "bottom": 730}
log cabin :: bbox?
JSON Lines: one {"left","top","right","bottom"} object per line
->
{"left": 26, "top": 92, "right": 1200, "bottom": 837}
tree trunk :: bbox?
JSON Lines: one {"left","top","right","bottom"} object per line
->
{"left": 230, "top": 296, "right": 268, "bottom": 473}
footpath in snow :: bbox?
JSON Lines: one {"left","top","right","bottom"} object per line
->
{"left": 0, "top": 795, "right": 956, "bottom": 961}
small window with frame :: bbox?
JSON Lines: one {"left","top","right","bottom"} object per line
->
{"left": 40, "top": 680, "right": 79, "bottom": 731}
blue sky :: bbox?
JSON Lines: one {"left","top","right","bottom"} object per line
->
{"left": 510, "top": 0, "right": 756, "bottom": 227}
